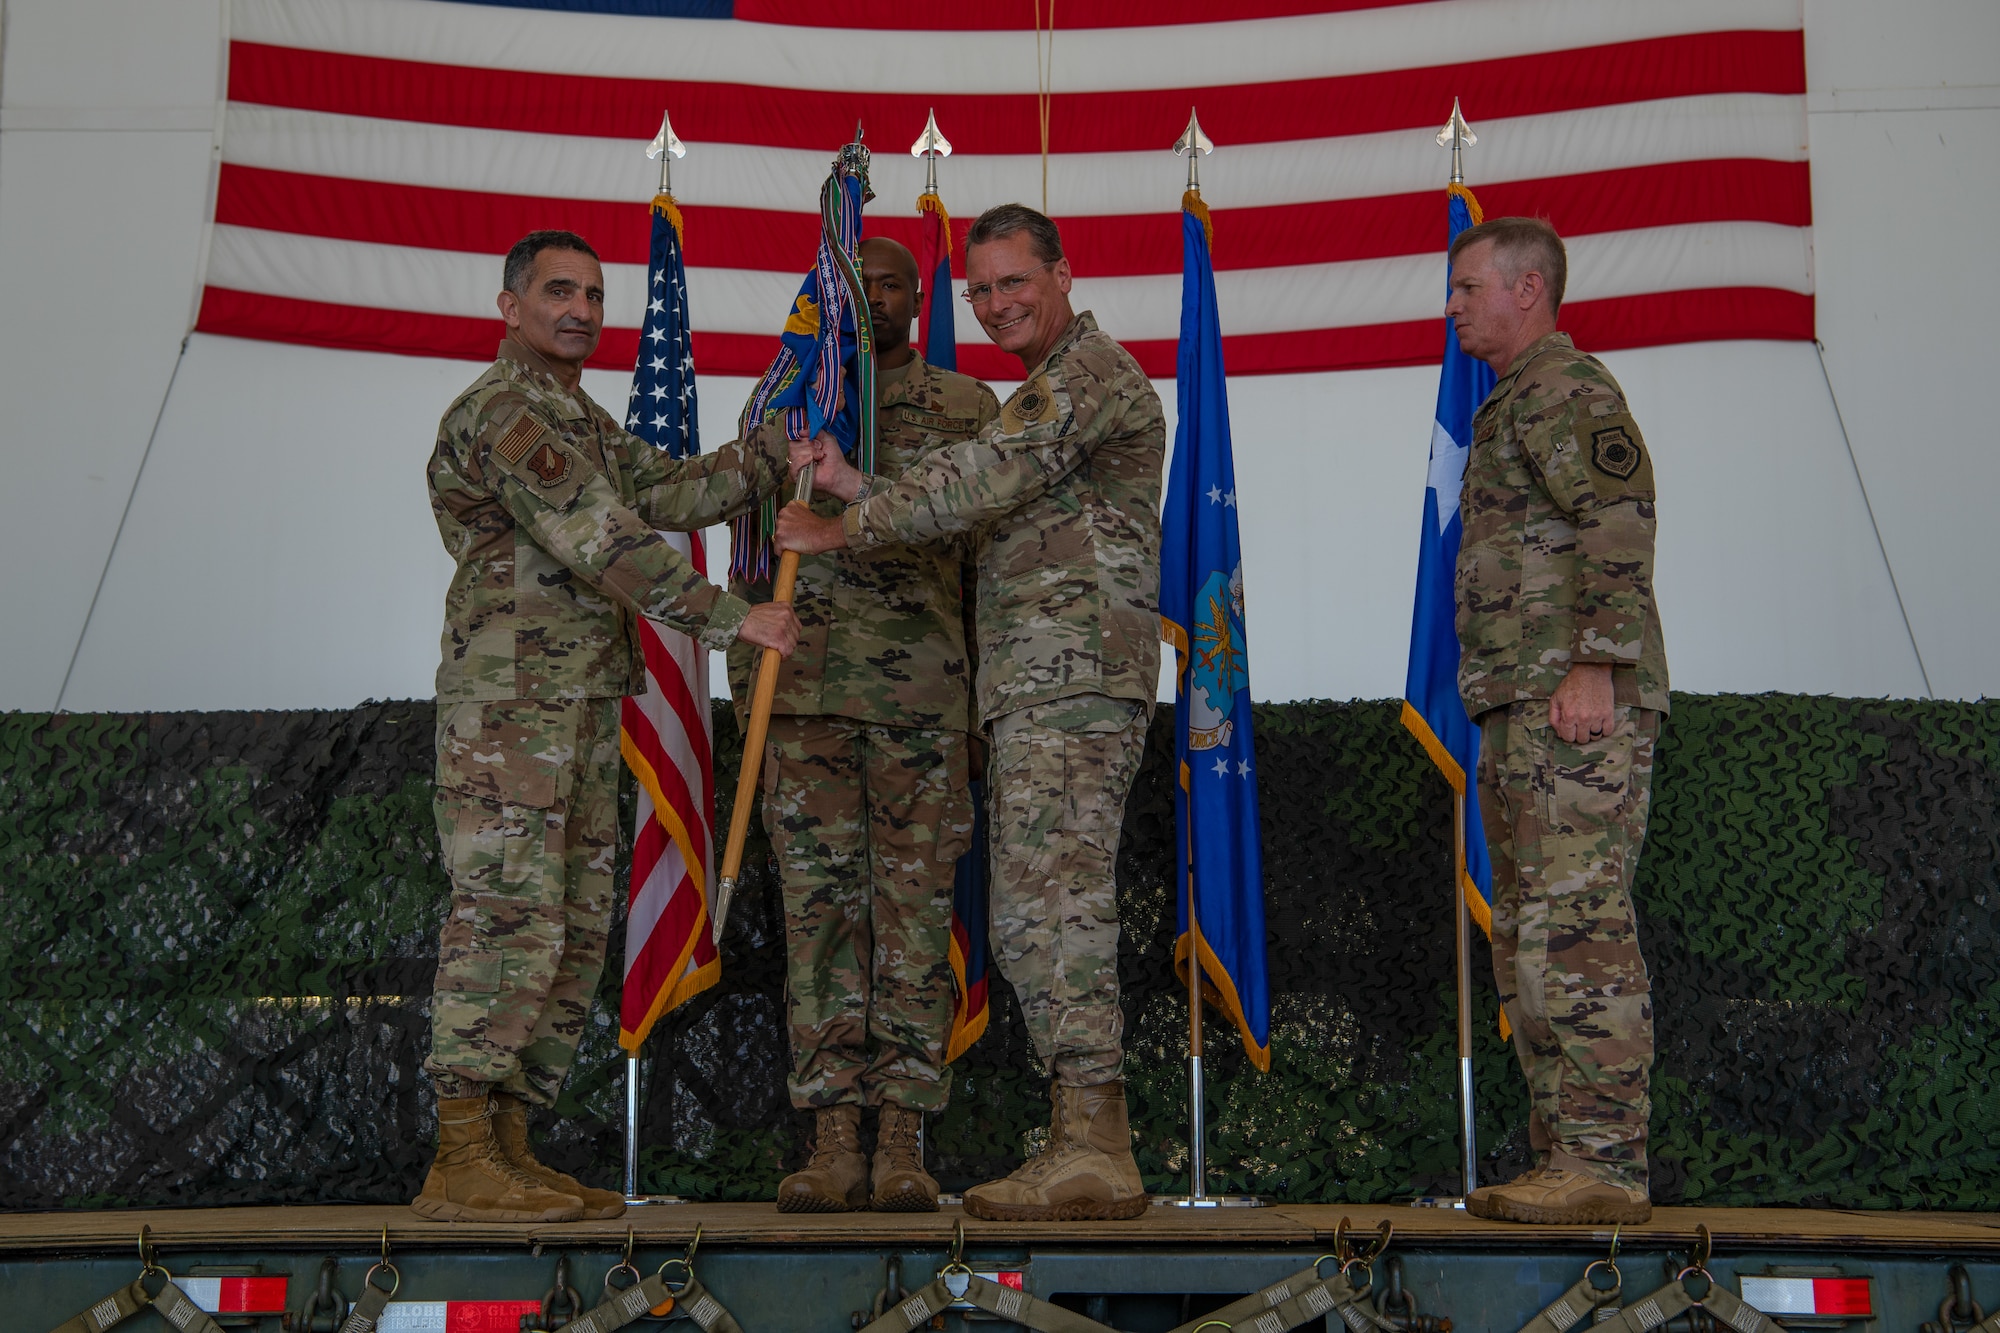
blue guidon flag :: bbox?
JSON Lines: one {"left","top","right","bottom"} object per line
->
{"left": 732, "top": 144, "right": 876, "bottom": 582}
{"left": 1159, "top": 193, "right": 1271, "bottom": 1071}
{"left": 1400, "top": 184, "right": 1497, "bottom": 936}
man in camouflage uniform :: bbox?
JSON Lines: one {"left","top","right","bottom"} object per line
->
{"left": 417, "top": 230, "right": 801, "bottom": 1224}
{"left": 1446, "top": 216, "right": 1669, "bottom": 1226}
{"left": 734, "top": 238, "right": 998, "bottom": 1213}
{"left": 779, "top": 205, "right": 1163, "bottom": 1221}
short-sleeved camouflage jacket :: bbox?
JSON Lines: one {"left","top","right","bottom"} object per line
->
{"left": 1455, "top": 332, "right": 1670, "bottom": 718}
{"left": 430, "top": 336, "right": 780, "bottom": 703}
{"left": 727, "top": 352, "right": 1000, "bottom": 730}
{"left": 842, "top": 313, "right": 1165, "bottom": 724}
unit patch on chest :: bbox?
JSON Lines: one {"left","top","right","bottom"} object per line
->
{"left": 1590, "top": 426, "right": 1642, "bottom": 480}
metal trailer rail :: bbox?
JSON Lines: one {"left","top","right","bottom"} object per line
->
{"left": 7, "top": 1204, "right": 2000, "bottom": 1332}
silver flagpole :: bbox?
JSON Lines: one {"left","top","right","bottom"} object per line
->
{"left": 1155, "top": 109, "right": 1260, "bottom": 1210}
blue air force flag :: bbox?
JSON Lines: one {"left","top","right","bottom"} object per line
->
{"left": 1159, "top": 199, "right": 1271, "bottom": 1070}
{"left": 1400, "top": 185, "right": 1496, "bottom": 931}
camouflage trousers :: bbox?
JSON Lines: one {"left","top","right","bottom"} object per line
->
{"left": 1477, "top": 700, "right": 1661, "bottom": 1190}
{"left": 425, "top": 696, "right": 620, "bottom": 1108}
{"left": 986, "top": 695, "right": 1148, "bottom": 1088}
{"left": 762, "top": 715, "right": 974, "bottom": 1111}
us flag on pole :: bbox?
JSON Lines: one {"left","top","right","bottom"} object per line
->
{"left": 616, "top": 190, "right": 720, "bottom": 1053}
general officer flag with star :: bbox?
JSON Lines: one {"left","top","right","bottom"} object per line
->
{"left": 1400, "top": 184, "right": 1497, "bottom": 931}
{"left": 1159, "top": 195, "right": 1270, "bottom": 1070}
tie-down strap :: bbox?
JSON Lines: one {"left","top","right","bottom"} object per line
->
{"left": 1597, "top": 1275, "right": 1768, "bottom": 1333}
{"left": 858, "top": 1264, "right": 1373, "bottom": 1333}
{"left": 49, "top": 1276, "right": 227, "bottom": 1333}
{"left": 1515, "top": 1268, "right": 1624, "bottom": 1333}
{"left": 556, "top": 1274, "right": 736, "bottom": 1333}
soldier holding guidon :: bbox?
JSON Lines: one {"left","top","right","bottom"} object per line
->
{"left": 781, "top": 204, "right": 1165, "bottom": 1221}
{"left": 416, "top": 230, "right": 800, "bottom": 1224}
{"left": 742, "top": 237, "right": 1000, "bottom": 1214}
{"left": 1445, "top": 217, "right": 1670, "bottom": 1226}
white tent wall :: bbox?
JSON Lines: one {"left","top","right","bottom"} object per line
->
{"left": 0, "top": 0, "right": 1993, "bottom": 713}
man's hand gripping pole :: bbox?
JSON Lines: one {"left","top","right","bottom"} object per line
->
{"left": 711, "top": 461, "right": 815, "bottom": 946}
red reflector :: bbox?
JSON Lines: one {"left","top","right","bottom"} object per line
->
{"left": 996, "top": 1273, "right": 1025, "bottom": 1290}
{"left": 181, "top": 1277, "right": 290, "bottom": 1314}
{"left": 1812, "top": 1279, "right": 1873, "bottom": 1316}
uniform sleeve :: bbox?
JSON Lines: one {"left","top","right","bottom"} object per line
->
{"left": 626, "top": 422, "right": 786, "bottom": 530}
{"left": 477, "top": 398, "right": 751, "bottom": 650}
{"left": 843, "top": 360, "right": 1125, "bottom": 549}
{"left": 1513, "top": 377, "right": 1659, "bottom": 666}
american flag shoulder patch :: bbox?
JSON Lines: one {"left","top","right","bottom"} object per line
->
{"left": 494, "top": 411, "right": 550, "bottom": 466}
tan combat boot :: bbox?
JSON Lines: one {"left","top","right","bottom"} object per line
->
{"left": 410, "top": 1090, "right": 586, "bottom": 1223}
{"left": 775, "top": 1105, "right": 869, "bottom": 1213}
{"left": 489, "top": 1090, "right": 627, "bottom": 1220}
{"left": 962, "top": 1080, "right": 1148, "bottom": 1221}
{"left": 871, "top": 1103, "right": 940, "bottom": 1213}
{"left": 1465, "top": 1166, "right": 1651, "bottom": 1225}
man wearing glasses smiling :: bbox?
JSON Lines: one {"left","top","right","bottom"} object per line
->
{"left": 779, "top": 203, "right": 1165, "bottom": 1221}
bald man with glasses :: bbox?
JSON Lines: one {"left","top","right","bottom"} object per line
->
{"left": 781, "top": 203, "right": 1165, "bottom": 1221}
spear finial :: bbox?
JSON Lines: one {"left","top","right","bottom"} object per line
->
{"left": 1174, "top": 107, "right": 1214, "bottom": 192}
{"left": 1436, "top": 98, "right": 1476, "bottom": 186}
{"left": 910, "top": 108, "right": 953, "bottom": 195}
{"left": 646, "top": 110, "right": 686, "bottom": 195}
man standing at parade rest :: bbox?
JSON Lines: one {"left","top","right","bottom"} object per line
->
{"left": 737, "top": 237, "right": 999, "bottom": 1214}
{"left": 779, "top": 204, "right": 1164, "bottom": 1221}
{"left": 418, "top": 230, "right": 800, "bottom": 1224}
{"left": 1445, "top": 217, "right": 1670, "bottom": 1226}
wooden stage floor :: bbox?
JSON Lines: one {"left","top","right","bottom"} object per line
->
{"left": 4, "top": 1201, "right": 1998, "bottom": 1256}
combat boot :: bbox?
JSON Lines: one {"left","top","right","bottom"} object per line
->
{"left": 489, "top": 1090, "right": 627, "bottom": 1220}
{"left": 1465, "top": 1166, "right": 1651, "bottom": 1225}
{"left": 962, "top": 1080, "right": 1148, "bottom": 1221}
{"left": 776, "top": 1105, "right": 869, "bottom": 1213}
{"left": 411, "top": 1090, "right": 586, "bottom": 1223}
{"left": 871, "top": 1103, "right": 939, "bottom": 1212}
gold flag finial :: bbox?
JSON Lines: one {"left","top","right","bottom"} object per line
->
{"left": 1174, "top": 107, "right": 1214, "bottom": 192}
{"left": 1435, "top": 98, "right": 1476, "bottom": 186}
{"left": 910, "top": 108, "right": 953, "bottom": 195}
{"left": 646, "top": 110, "right": 687, "bottom": 195}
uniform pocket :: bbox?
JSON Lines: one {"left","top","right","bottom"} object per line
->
{"left": 434, "top": 948, "right": 504, "bottom": 994}
{"left": 435, "top": 699, "right": 580, "bottom": 809}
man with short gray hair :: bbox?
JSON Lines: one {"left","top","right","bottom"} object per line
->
{"left": 1445, "top": 216, "right": 1669, "bottom": 1225}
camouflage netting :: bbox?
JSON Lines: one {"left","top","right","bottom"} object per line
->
{"left": 1, "top": 696, "right": 1995, "bottom": 1211}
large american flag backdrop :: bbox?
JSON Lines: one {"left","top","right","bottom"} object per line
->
{"left": 199, "top": 0, "right": 1811, "bottom": 383}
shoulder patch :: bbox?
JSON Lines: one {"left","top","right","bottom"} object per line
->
{"left": 1590, "top": 426, "right": 1643, "bottom": 480}
{"left": 494, "top": 412, "right": 547, "bottom": 466}
{"left": 1000, "top": 374, "right": 1060, "bottom": 435}
{"left": 485, "top": 406, "right": 592, "bottom": 511}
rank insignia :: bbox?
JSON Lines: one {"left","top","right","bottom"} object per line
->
{"left": 1591, "top": 427, "right": 1642, "bottom": 480}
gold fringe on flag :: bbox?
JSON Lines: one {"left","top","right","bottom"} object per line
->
{"left": 1182, "top": 188, "right": 1213, "bottom": 248}
{"left": 652, "top": 191, "right": 685, "bottom": 239}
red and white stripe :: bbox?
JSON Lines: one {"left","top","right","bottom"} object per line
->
{"left": 179, "top": 1276, "right": 289, "bottom": 1314}
{"left": 375, "top": 1299, "right": 545, "bottom": 1332}
{"left": 198, "top": 0, "right": 1811, "bottom": 380}
{"left": 618, "top": 531, "right": 721, "bottom": 1050}
{"left": 1737, "top": 1277, "right": 1873, "bottom": 1317}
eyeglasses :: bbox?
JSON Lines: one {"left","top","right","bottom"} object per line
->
{"left": 961, "top": 260, "right": 1058, "bottom": 305}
